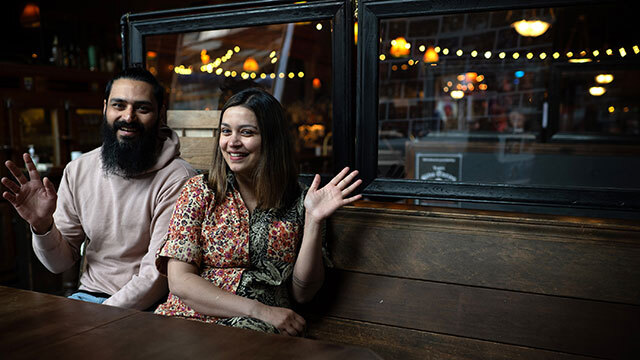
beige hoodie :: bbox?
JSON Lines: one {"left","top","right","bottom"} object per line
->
{"left": 32, "top": 129, "right": 197, "bottom": 310}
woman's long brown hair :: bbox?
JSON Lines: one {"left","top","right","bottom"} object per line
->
{"left": 208, "top": 88, "right": 299, "bottom": 209}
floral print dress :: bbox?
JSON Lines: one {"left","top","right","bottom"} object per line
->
{"left": 154, "top": 174, "right": 308, "bottom": 333}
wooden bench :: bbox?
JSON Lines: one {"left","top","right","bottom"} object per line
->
{"left": 299, "top": 204, "right": 640, "bottom": 359}
{"left": 168, "top": 110, "right": 640, "bottom": 359}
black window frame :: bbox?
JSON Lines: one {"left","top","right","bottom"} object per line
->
{"left": 355, "top": 0, "right": 640, "bottom": 213}
{"left": 120, "top": 0, "right": 355, "bottom": 173}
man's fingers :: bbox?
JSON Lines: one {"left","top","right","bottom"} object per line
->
{"left": 343, "top": 194, "right": 363, "bottom": 205}
{"left": 1, "top": 177, "right": 20, "bottom": 194}
{"left": 23, "top": 153, "right": 41, "bottom": 182}
{"left": 5, "top": 160, "right": 28, "bottom": 185}
{"left": 2, "top": 191, "right": 17, "bottom": 205}
{"left": 43, "top": 177, "right": 56, "bottom": 197}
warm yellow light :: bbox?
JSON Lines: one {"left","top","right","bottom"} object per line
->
{"left": 278, "top": 73, "right": 285, "bottom": 78}
{"left": 443, "top": 87, "right": 449, "bottom": 92}
{"left": 457, "top": 74, "right": 465, "bottom": 81}
{"left": 270, "top": 73, "right": 276, "bottom": 79}
{"left": 174, "top": 65, "right": 192, "bottom": 75}
{"left": 250, "top": 73, "right": 257, "bottom": 79}
{"left": 288, "top": 72, "right": 295, "bottom": 79}
{"left": 224, "top": 70, "right": 231, "bottom": 77}
{"left": 419, "top": 45, "right": 426, "bottom": 52}
{"left": 608, "top": 106, "right": 615, "bottom": 113}
{"left": 465, "top": 72, "right": 477, "bottom": 82}
{"left": 408, "top": 59, "right": 415, "bottom": 66}
{"left": 471, "top": 50, "right": 478, "bottom": 57}
{"left": 234, "top": 46, "right": 240, "bottom": 53}
{"left": 442, "top": 48, "right": 449, "bottom": 55}
{"left": 568, "top": 58, "right": 592, "bottom": 63}
{"left": 553, "top": 52, "right": 560, "bottom": 59}
{"left": 435, "top": 46, "right": 441, "bottom": 53}
{"left": 479, "top": 84, "right": 488, "bottom": 90}
{"left": 316, "top": 23, "right": 323, "bottom": 30}
{"left": 390, "top": 37, "right": 411, "bottom": 57}
{"left": 379, "top": 54, "right": 386, "bottom": 61}
{"left": 468, "top": 83, "right": 475, "bottom": 91}
{"left": 423, "top": 46, "right": 439, "bottom": 63}
{"left": 312, "top": 78, "right": 321, "bottom": 89}
{"left": 456, "top": 49, "right": 463, "bottom": 56}
{"left": 200, "top": 49, "right": 210, "bottom": 64}
{"left": 511, "top": 19, "right": 550, "bottom": 37}
{"left": 513, "top": 52, "right": 520, "bottom": 59}
{"left": 527, "top": 52, "right": 534, "bottom": 59}
{"left": 243, "top": 57, "right": 259, "bottom": 72}
{"left": 589, "top": 86, "right": 606, "bottom": 96}
{"left": 260, "top": 73, "right": 266, "bottom": 79}
{"left": 476, "top": 75, "right": 484, "bottom": 82}
{"left": 450, "top": 90, "right": 464, "bottom": 99}
{"left": 595, "top": 74, "right": 614, "bottom": 84}
{"left": 354, "top": 21, "right": 358, "bottom": 44}
{"left": 231, "top": 71, "right": 237, "bottom": 77}
{"left": 401, "top": 64, "right": 408, "bottom": 70}
{"left": 593, "top": 50, "right": 599, "bottom": 57}
{"left": 484, "top": 51, "right": 492, "bottom": 59}
{"left": 271, "top": 57, "right": 278, "bottom": 64}
{"left": 540, "top": 52, "right": 547, "bottom": 59}
{"left": 298, "top": 72, "right": 304, "bottom": 78}
{"left": 20, "top": 3, "right": 41, "bottom": 28}
{"left": 447, "top": 81, "right": 453, "bottom": 87}
{"left": 392, "top": 65, "right": 398, "bottom": 71}
{"left": 566, "top": 52, "right": 573, "bottom": 58}
{"left": 216, "top": 68, "right": 223, "bottom": 75}
{"left": 241, "top": 72, "right": 249, "bottom": 79}
{"left": 269, "top": 51, "right": 276, "bottom": 58}
{"left": 606, "top": 49, "right": 613, "bottom": 55}
{"left": 634, "top": 45, "right": 639, "bottom": 54}
{"left": 619, "top": 47, "right": 627, "bottom": 57}
{"left": 499, "top": 52, "right": 506, "bottom": 59}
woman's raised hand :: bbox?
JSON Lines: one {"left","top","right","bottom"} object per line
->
{"left": 304, "top": 167, "right": 362, "bottom": 223}
{"left": 2, "top": 153, "right": 57, "bottom": 234}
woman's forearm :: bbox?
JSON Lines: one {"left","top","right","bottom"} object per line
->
{"left": 168, "top": 259, "right": 261, "bottom": 319}
{"left": 291, "top": 215, "right": 325, "bottom": 303}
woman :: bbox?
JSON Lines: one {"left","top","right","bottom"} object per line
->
{"left": 154, "top": 88, "right": 361, "bottom": 336}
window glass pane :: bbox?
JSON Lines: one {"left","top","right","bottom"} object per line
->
{"left": 145, "top": 20, "right": 333, "bottom": 174}
{"left": 378, "top": 3, "right": 640, "bottom": 190}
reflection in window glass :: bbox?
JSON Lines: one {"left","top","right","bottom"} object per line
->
{"left": 146, "top": 21, "right": 333, "bottom": 174}
{"left": 378, "top": 4, "right": 640, "bottom": 190}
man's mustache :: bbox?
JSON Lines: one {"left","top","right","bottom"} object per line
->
{"left": 112, "top": 120, "right": 145, "bottom": 133}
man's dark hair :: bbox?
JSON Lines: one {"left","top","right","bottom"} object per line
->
{"left": 104, "top": 67, "right": 165, "bottom": 110}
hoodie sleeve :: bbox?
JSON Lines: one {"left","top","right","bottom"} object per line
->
{"left": 31, "top": 165, "right": 84, "bottom": 274}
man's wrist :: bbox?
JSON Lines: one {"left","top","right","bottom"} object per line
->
{"left": 32, "top": 218, "right": 54, "bottom": 235}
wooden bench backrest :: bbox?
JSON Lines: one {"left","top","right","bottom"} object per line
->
{"left": 300, "top": 205, "right": 640, "bottom": 359}
{"left": 167, "top": 110, "right": 220, "bottom": 171}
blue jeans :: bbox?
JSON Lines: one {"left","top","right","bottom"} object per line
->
{"left": 68, "top": 291, "right": 108, "bottom": 304}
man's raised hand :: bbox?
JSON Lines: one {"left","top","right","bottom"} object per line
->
{"left": 2, "top": 153, "right": 57, "bottom": 234}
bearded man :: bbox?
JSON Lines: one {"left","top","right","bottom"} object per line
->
{"left": 2, "top": 67, "right": 196, "bottom": 310}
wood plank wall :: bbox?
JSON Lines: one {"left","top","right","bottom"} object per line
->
{"left": 300, "top": 205, "right": 640, "bottom": 359}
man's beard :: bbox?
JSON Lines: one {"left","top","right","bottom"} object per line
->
{"left": 101, "top": 116, "right": 160, "bottom": 178}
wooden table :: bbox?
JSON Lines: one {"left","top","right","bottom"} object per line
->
{"left": 0, "top": 286, "right": 382, "bottom": 359}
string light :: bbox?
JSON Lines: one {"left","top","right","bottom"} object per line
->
{"left": 539, "top": 52, "right": 547, "bottom": 59}
{"left": 442, "top": 48, "right": 449, "bottom": 55}
{"left": 471, "top": 50, "right": 478, "bottom": 57}
{"left": 619, "top": 47, "right": 627, "bottom": 57}
{"left": 484, "top": 51, "right": 491, "bottom": 59}
{"left": 606, "top": 49, "right": 613, "bottom": 55}
{"left": 553, "top": 52, "right": 560, "bottom": 59}
{"left": 379, "top": 54, "right": 386, "bottom": 61}
{"left": 513, "top": 52, "right": 520, "bottom": 59}
{"left": 456, "top": 49, "right": 463, "bottom": 56}
{"left": 566, "top": 51, "right": 573, "bottom": 57}
{"left": 593, "top": 50, "right": 600, "bottom": 57}
{"left": 419, "top": 45, "right": 426, "bottom": 52}
{"left": 526, "top": 52, "right": 534, "bottom": 59}
{"left": 499, "top": 52, "right": 506, "bottom": 59}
